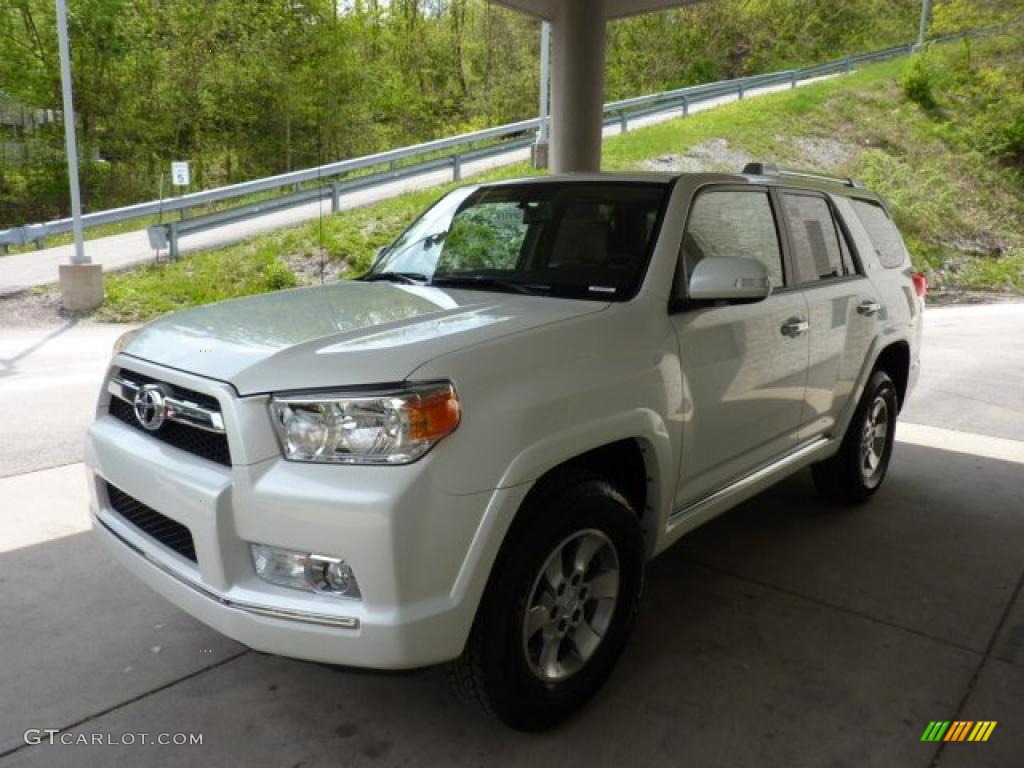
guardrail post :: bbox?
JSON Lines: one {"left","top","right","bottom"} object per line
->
{"left": 791, "top": 71, "right": 798, "bottom": 88}
{"left": 452, "top": 154, "right": 462, "bottom": 182}
{"left": 844, "top": 57, "right": 852, "bottom": 75}
{"left": 169, "top": 223, "right": 179, "bottom": 261}
{"left": 681, "top": 94, "right": 689, "bottom": 116}
{"left": 330, "top": 183, "right": 341, "bottom": 213}
{"left": 34, "top": 237, "right": 45, "bottom": 250}
{"left": 738, "top": 82, "right": 745, "bottom": 100}
{"left": 619, "top": 112, "right": 628, "bottom": 133}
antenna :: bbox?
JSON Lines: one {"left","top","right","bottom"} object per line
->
{"left": 317, "top": 78, "right": 326, "bottom": 286}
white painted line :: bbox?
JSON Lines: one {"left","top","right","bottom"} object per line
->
{"left": 897, "top": 422, "right": 1024, "bottom": 465}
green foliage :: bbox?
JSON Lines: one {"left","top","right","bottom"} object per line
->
{"left": 902, "top": 54, "right": 938, "bottom": 109}
{"left": 441, "top": 204, "right": 527, "bottom": 271}
{"left": 931, "top": 0, "right": 1017, "bottom": 37}
{"left": 93, "top": 34, "right": 1024, "bottom": 321}
{"left": 0, "top": 0, "right": 980, "bottom": 228}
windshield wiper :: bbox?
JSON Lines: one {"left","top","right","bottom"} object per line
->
{"left": 361, "top": 271, "right": 429, "bottom": 285}
{"left": 430, "top": 274, "right": 550, "bottom": 296}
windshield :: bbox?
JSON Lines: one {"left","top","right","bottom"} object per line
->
{"left": 369, "top": 182, "right": 671, "bottom": 300}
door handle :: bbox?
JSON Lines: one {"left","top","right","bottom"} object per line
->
{"left": 780, "top": 317, "right": 809, "bottom": 338}
{"left": 857, "top": 300, "right": 882, "bottom": 317}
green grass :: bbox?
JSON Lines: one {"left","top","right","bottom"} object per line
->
{"left": 94, "top": 33, "right": 1024, "bottom": 322}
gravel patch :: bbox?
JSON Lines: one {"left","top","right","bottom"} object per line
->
{"left": 0, "top": 287, "right": 98, "bottom": 327}
{"left": 284, "top": 249, "right": 349, "bottom": 286}
{"left": 642, "top": 136, "right": 860, "bottom": 175}
{"left": 641, "top": 138, "right": 757, "bottom": 173}
{"left": 785, "top": 136, "right": 859, "bottom": 170}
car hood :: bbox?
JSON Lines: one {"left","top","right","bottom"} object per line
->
{"left": 120, "top": 282, "right": 608, "bottom": 395}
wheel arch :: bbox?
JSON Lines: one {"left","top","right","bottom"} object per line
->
{"left": 833, "top": 336, "right": 913, "bottom": 442}
{"left": 494, "top": 411, "right": 674, "bottom": 559}
{"left": 872, "top": 340, "right": 911, "bottom": 410}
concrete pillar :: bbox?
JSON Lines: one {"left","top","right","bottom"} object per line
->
{"left": 550, "top": 0, "right": 607, "bottom": 173}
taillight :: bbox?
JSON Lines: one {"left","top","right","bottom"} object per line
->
{"left": 911, "top": 272, "right": 928, "bottom": 298}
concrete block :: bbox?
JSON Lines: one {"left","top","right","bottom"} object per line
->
{"left": 531, "top": 141, "right": 550, "bottom": 169}
{"left": 59, "top": 262, "right": 104, "bottom": 311}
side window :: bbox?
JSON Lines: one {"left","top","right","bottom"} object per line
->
{"left": 781, "top": 192, "right": 848, "bottom": 284}
{"left": 849, "top": 199, "right": 908, "bottom": 269}
{"left": 682, "top": 190, "right": 784, "bottom": 289}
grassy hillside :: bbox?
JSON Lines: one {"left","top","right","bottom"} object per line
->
{"left": 93, "top": 32, "right": 1023, "bottom": 322}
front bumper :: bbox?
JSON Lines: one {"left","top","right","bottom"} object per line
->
{"left": 86, "top": 358, "right": 528, "bottom": 669}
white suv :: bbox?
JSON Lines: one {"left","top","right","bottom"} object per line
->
{"left": 87, "top": 165, "right": 924, "bottom": 730}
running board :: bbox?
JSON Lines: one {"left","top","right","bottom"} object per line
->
{"left": 667, "top": 437, "right": 832, "bottom": 529}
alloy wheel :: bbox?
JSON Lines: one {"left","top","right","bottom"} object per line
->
{"left": 521, "top": 529, "right": 620, "bottom": 682}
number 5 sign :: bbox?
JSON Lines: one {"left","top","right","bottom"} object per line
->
{"left": 171, "top": 161, "right": 190, "bottom": 187}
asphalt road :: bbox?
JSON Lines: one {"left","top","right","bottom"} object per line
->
{"left": 0, "top": 302, "right": 1022, "bottom": 767}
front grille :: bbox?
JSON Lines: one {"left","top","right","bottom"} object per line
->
{"left": 108, "top": 369, "right": 231, "bottom": 466}
{"left": 106, "top": 482, "right": 197, "bottom": 563}
{"left": 118, "top": 368, "right": 221, "bottom": 411}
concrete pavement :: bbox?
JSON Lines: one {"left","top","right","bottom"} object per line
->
{"left": 0, "top": 323, "right": 128, "bottom": 477}
{"left": 0, "top": 76, "right": 831, "bottom": 294}
{"left": 0, "top": 302, "right": 1021, "bottom": 767}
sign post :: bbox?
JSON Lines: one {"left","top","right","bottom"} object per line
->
{"left": 55, "top": 0, "right": 103, "bottom": 310}
{"left": 531, "top": 21, "right": 551, "bottom": 169}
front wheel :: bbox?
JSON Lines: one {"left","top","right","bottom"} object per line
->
{"left": 812, "top": 370, "right": 898, "bottom": 503}
{"left": 448, "top": 472, "right": 644, "bottom": 731}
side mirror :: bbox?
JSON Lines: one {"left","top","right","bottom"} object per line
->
{"left": 688, "top": 256, "right": 772, "bottom": 302}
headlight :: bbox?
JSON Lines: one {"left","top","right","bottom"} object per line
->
{"left": 269, "top": 382, "right": 460, "bottom": 464}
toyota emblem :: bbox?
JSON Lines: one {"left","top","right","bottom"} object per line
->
{"left": 133, "top": 384, "right": 167, "bottom": 431}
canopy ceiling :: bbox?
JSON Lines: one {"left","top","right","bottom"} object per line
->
{"left": 492, "top": 0, "right": 711, "bottom": 21}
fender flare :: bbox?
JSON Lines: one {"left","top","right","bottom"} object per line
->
{"left": 833, "top": 334, "right": 911, "bottom": 441}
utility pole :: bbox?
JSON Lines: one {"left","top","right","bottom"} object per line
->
{"left": 56, "top": 0, "right": 104, "bottom": 309}
{"left": 532, "top": 21, "right": 551, "bottom": 169}
{"left": 917, "top": 0, "right": 932, "bottom": 48}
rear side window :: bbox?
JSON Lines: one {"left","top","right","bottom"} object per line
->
{"left": 849, "top": 199, "right": 908, "bottom": 268}
{"left": 682, "top": 190, "right": 784, "bottom": 289}
{"left": 781, "top": 192, "right": 850, "bottom": 284}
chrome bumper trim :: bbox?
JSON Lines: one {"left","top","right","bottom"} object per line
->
{"left": 94, "top": 513, "right": 360, "bottom": 630}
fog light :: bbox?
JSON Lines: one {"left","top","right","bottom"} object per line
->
{"left": 251, "top": 544, "right": 361, "bottom": 600}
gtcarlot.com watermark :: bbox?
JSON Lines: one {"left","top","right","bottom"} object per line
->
{"left": 24, "top": 729, "right": 203, "bottom": 747}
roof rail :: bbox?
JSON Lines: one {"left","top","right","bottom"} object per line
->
{"left": 742, "top": 162, "right": 863, "bottom": 188}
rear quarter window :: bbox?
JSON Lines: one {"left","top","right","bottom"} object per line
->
{"left": 849, "top": 199, "right": 908, "bottom": 269}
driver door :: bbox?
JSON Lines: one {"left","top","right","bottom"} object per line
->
{"left": 669, "top": 187, "right": 810, "bottom": 510}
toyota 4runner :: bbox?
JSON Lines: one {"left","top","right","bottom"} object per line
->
{"left": 87, "top": 164, "right": 924, "bottom": 730}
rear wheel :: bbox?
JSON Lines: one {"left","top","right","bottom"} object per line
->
{"left": 812, "top": 370, "right": 898, "bottom": 503}
{"left": 448, "top": 471, "right": 644, "bottom": 731}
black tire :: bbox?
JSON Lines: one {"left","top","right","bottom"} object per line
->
{"left": 448, "top": 470, "right": 644, "bottom": 731}
{"left": 812, "top": 370, "right": 898, "bottom": 504}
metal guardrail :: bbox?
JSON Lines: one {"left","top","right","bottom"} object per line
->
{"left": 0, "top": 32, "right": 972, "bottom": 256}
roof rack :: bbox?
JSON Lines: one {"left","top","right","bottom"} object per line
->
{"left": 742, "top": 162, "right": 863, "bottom": 189}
